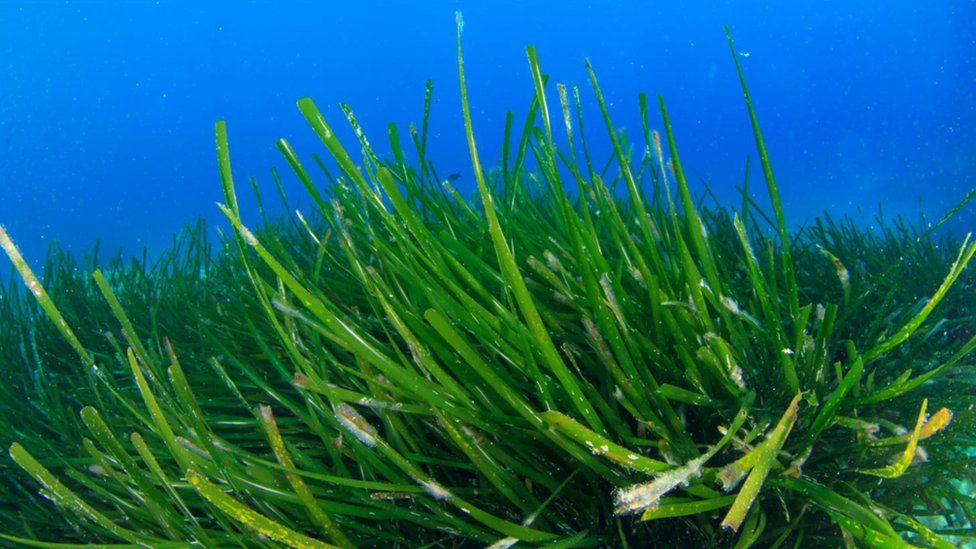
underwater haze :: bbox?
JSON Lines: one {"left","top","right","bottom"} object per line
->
{"left": 1, "top": 1, "right": 974, "bottom": 264}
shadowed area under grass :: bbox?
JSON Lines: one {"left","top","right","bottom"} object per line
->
{"left": 0, "top": 22, "right": 974, "bottom": 547}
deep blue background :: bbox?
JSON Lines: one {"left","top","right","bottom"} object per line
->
{"left": 1, "top": 1, "right": 974, "bottom": 266}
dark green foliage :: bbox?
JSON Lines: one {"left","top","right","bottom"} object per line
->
{"left": 0, "top": 21, "right": 973, "bottom": 547}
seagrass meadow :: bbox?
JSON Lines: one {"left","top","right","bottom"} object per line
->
{"left": 1, "top": 20, "right": 975, "bottom": 547}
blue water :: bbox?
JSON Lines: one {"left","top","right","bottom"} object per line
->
{"left": 1, "top": 2, "right": 973, "bottom": 265}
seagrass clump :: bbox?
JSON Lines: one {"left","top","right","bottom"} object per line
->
{"left": 0, "top": 20, "right": 973, "bottom": 547}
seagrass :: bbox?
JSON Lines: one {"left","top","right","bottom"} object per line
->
{"left": 0, "top": 19, "right": 973, "bottom": 547}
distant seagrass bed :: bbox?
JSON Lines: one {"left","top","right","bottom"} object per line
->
{"left": 0, "top": 19, "right": 973, "bottom": 547}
